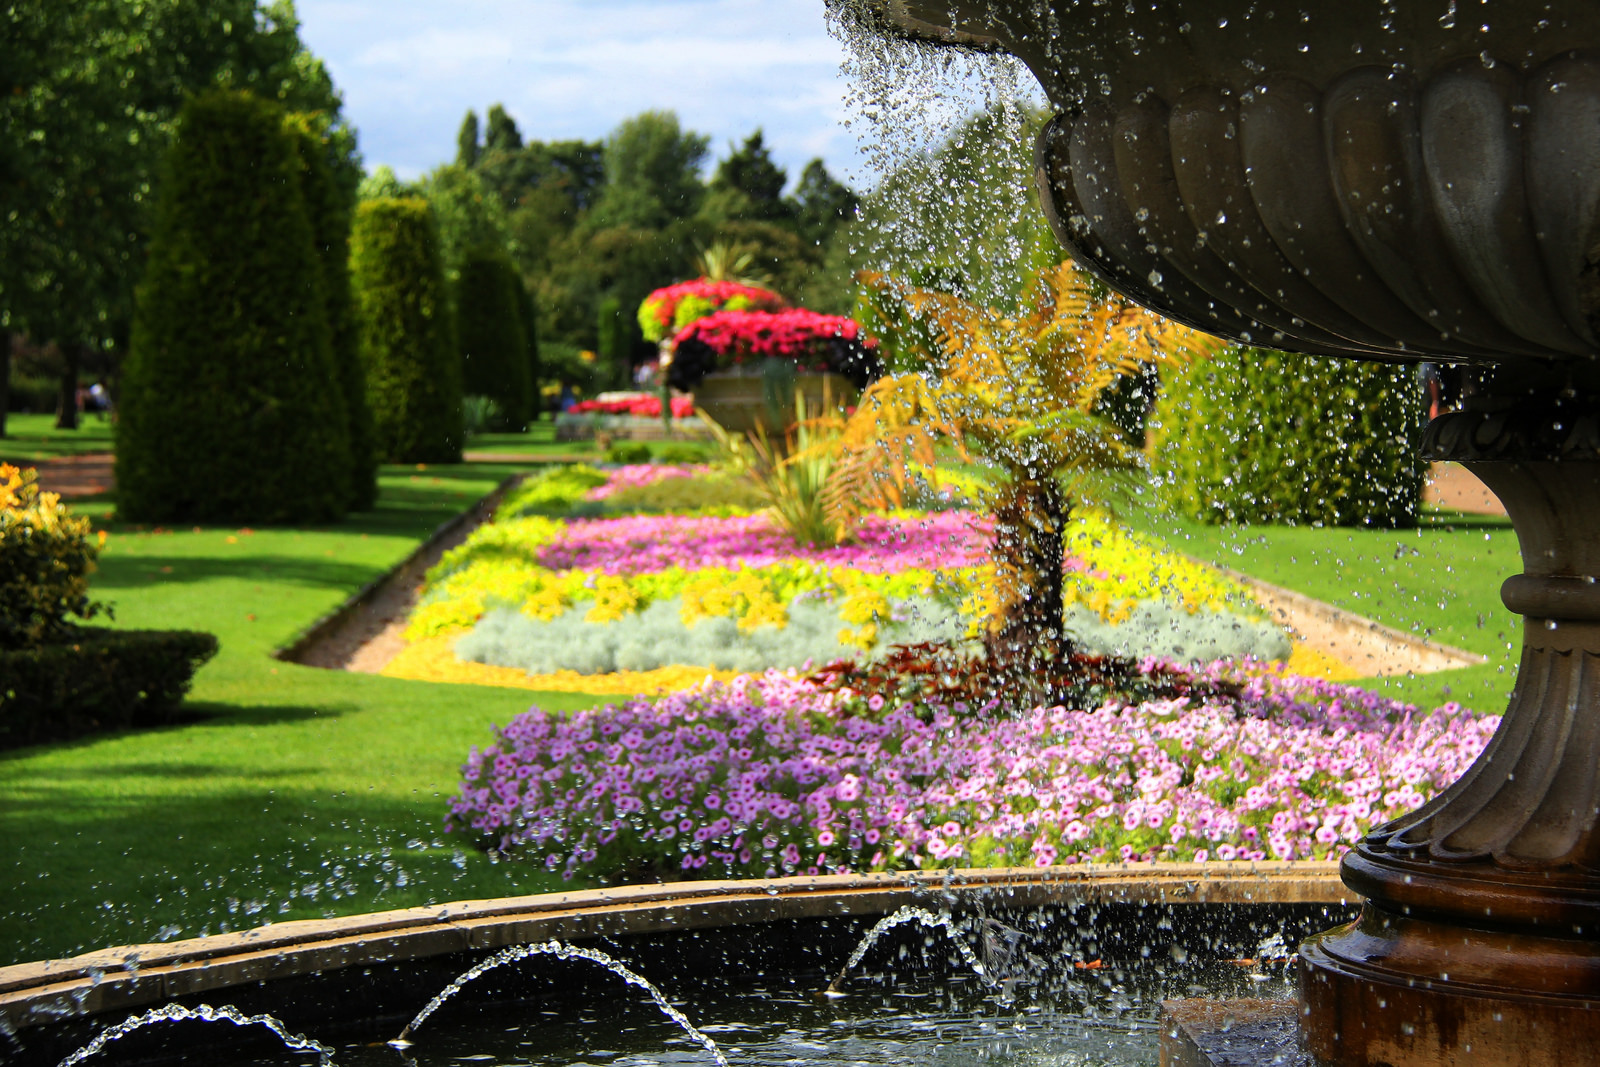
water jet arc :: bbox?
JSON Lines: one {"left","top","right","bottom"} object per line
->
{"left": 851, "top": 0, "right": 1600, "bottom": 1061}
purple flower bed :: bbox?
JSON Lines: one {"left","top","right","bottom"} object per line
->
{"left": 533, "top": 511, "right": 994, "bottom": 575}
{"left": 447, "top": 666, "right": 1494, "bottom": 880}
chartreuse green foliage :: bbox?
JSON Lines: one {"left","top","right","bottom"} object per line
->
{"left": 286, "top": 112, "right": 378, "bottom": 511}
{"left": 0, "top": 464, "right": 105, "bottom": 649}
{"left": 456, "top": 246, "right": 533, "bottom": 430}
{"left": 1150, "top": 347, "right": 1425, "bottom": 528}
{"left": 350, "top": 197, "right": 464, "bottom": 463}
{"left": 117, "top": 90, "right": 351, "bottom": 525}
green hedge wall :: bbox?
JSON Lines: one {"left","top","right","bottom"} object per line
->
{"left": 0, "top": 628, "right": 219, "bottom": 748}
{"left": 287, "top": 114, "right": 378, "bottom": 511}
{"left": 456, "top": 246, "right": 532, "bottom": 431}
{"left": 1150, "top": 347, "right": 1425, "bottom": 528}
{"left": 117, "top": 90, "right": 352, "bottom": 524}
{"left": 350, "top": 198, "right": 463, "bottom": 463}
{"left": 514, "top": 275, "right": 542, "bottom": 421}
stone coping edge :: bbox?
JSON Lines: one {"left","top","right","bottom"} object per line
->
{"left": 270, "top": 474, "right": 522, "bottom": 666}
{"left": 0, "top": 863, "right": 1344, "bottom": 1031}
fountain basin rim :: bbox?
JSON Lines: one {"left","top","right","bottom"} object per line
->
{"left": 0, "top": 861, "right": 1341, "bottom": 1032}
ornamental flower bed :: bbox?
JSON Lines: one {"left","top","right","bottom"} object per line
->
{"left": 569, "top": 395, "right": 696, "bottom": 418}
{"left": 638, "top": 278, "right": 785, "bottom": 344}
{"left": 385, "top": 465, "right": 1291, "bottom": 689}
{"left": 666, "top": 308, "right": 884, "bottom": 390}
{"left": 447, "top": 666, "right": 1495, "bottom": 880}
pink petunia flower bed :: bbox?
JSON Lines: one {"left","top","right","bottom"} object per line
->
{"left": 447, "top": 665, "right": 1494, "bottom": 881}
{"left": 534, "top": 511, "right": 995, "bottom": 575}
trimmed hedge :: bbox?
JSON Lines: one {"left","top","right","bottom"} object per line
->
{"left": 287, "top": 113, "right": 379, "bottom": 511}
{"left": 117, "top": 90, "right": 352, "bottom": 525}
{"left": 350, "top": 198, "right": 464, "bottom": 463}
{"left": 0, "top": 628, "right": 219, "bottom": 748}
{"left": 1150, "top": 347, "right": 1425, "bottom": 527}
{"left": 514, "top": 277, "right": 542, "bottom": 421}
{"left": 456, "top": 245, "right": 532, "bottom": 431}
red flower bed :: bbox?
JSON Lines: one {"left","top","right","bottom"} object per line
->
{"left": 569, "top": 394, "right": 695, "bottom": 418}
{"left": 665, "top": 308, "right": 883, "bottom": 391}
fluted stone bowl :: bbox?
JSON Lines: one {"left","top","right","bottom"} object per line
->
{"left": 859, "top": 0, "right": 1600, "bottom": 371}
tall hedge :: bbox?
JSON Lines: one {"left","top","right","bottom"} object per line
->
{"left": 350, "top": 198, "right": 463, "bottom": 463}
{"left": 286, "top": 114, "right": 378, "bottom": 511}
{"left": 514, "top": 280, "right": 542, "bottom": 421}
{"left": 117, "top": 91, "right": 351, "bottom": 524}
{"left": 1150, "top": 347, "right": 1425, "bottom": 527}
{"left": 456, "top": 246, "right": 532, "bottom": 430}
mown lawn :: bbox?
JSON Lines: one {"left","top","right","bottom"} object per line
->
{"left": 0, "top": 412, "right": 116, "bottom": 463}
{"left": 0, "top": 441, "right": 1524, "bottom": 967}
{"left": 0, "top": 451, "right": 607, "bottom": 966}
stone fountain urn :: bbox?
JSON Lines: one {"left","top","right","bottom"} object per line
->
{"left": 853, "top": 0, "right": 1600, "bottom": 1063}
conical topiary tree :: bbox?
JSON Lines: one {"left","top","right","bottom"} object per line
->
{"left": 1150, "top": 346, "right": 1425, "bottom": 527}
{"left": 349, "top": 198, "right": 463, "bottom": 463}
{"left": 514, "top": 278, "right": 542, "bottom": 422}
{"left": 117, "top": 90, "right": 351, "bottom": 524}
{"left": 286, "top": 113, "right": 378, "bottom": 511}
{"left": 455, "top": 245, "right": 531, "bottom": 431}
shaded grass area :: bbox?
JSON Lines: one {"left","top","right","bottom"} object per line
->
{"left": 0, "top": 412, "right": 115, "bottom": 463}
{"left": 1127, "top": 499, "right": 1519, "bottom": 715}
{"left": 0, "top": 460, "right": 605, "bottom": 966}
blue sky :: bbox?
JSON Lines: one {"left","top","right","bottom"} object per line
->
{"left": 294, "top": 0, "right": 863, "bottom": 190}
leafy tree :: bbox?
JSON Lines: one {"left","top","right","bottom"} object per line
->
{"left": 287, "top": 112, "right": 377, "bottom": 510}
{"left": 0, "top": 0, "right": 355, "bottom": 429}
{"left": 456, "top": 109, "right": 480, "bottom": 168}
{"left": 350, "top": 198, "right": 462, "bottom": 463}
{"left": 833, "top": 264, "right": 1218, "bottom": 688}
{"left": 420, "top": 164, "right": 514, "bottom": 280}
{"left": 591, "top": 111, "right": 709, "bottom": 229}
{"left": 456, "top": 246, "right": 532, "bottom": 430}
{"left": 790, "top": 159, "right": 858, "bottom": 245}
{"left": 358, "top": 165, "right": 415, "bottom": 201}
{"left": 117, "top": 90, "right": 351, "bottom": 524}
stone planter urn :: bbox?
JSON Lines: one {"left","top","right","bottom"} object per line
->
{"left": 857, "top": 0, "right": 1600, "bottom": 1062}
{"left": 692, "top": 363, "right": 858, "bottom": 439}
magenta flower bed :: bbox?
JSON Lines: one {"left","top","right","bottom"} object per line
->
{"left": 584, "top": 464, "right": 712, "bottom": 502}
{"left": 534, "top": 511, "right": 994, "bottom": 575}
{"left": 447, "top": 667, "right": 1495, "bottom": 880}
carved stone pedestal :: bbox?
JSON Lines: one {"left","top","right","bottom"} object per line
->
{"left": 1297, "top": 399, "right": 1600, "bottom": 1064}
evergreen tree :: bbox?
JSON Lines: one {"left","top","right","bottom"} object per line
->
{"left": 456, "top": 246, "right": 532, "bottom": 430}
{"left": 117, "top": 89, "right": 350, "bottom": 524}
{"left": 596, "top": 295, "right": 632, "bottom": 391}
{"left": 287, "top": 112, "right": 378, "bottom": 510}
{"left": 790, "top": 158, "right": 858, "bottom": 245}
{"left": 513, "top": 280, "right": 542, "bottom": 420}
{"left": 456, "top": 109, "right": 480, "bottom": 168}
{"left": 485, "top": 104, "right": 522, "bottom": 153}
{"left": 350, "top": 197, "right": 463, "bottom": 463}
{"left": 708, "top": 130, "right": 792, "bottom": 222}
{"left": 1150, "top": 347, "right": 1425, "bottom": 527}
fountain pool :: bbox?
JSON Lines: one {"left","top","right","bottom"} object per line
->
{"left": 0, "top": 867, "right": 1348, "bottom": 1066}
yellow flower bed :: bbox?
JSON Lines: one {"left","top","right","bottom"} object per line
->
{"left": 383, "top": 634, "right": 743, "bottom": 694}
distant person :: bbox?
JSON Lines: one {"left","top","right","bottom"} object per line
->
{"left": 88, "top": 381, "right": 111, "bottom": 419}
{"left": 559, "top": 383, "right": 576, "bottom": 412}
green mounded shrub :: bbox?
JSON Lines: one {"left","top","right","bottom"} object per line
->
{"left": 287, "top": 113, "right": 379, "bottom": 511}
{"left": 350, "top": 197, "right": 463, "bottom": 463}
{"left": 600, "top": 472, "right": 766, "bottom": 515}
{"left": 117, "top": 90, "right": 352, "bottom": 524}
{"left": 497, "top": 465, "right": 610, "bottom": 519}
{"left": 0, "top": 628, "right": 219, "bottom": 748}
{"left": 1150, "top": 347, "right": 1425, "bottom": 527}
{"left": 456, "top": 246, "right": 532, "bottom": 431}
{"left": 655, "top": 442, "right": 711, "bottom": 464}
{"left": 605, "top": 441, "right": 653, "bottom": 464}
{"left": 0, "top": 464, "right": 107, "bottom": 650}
